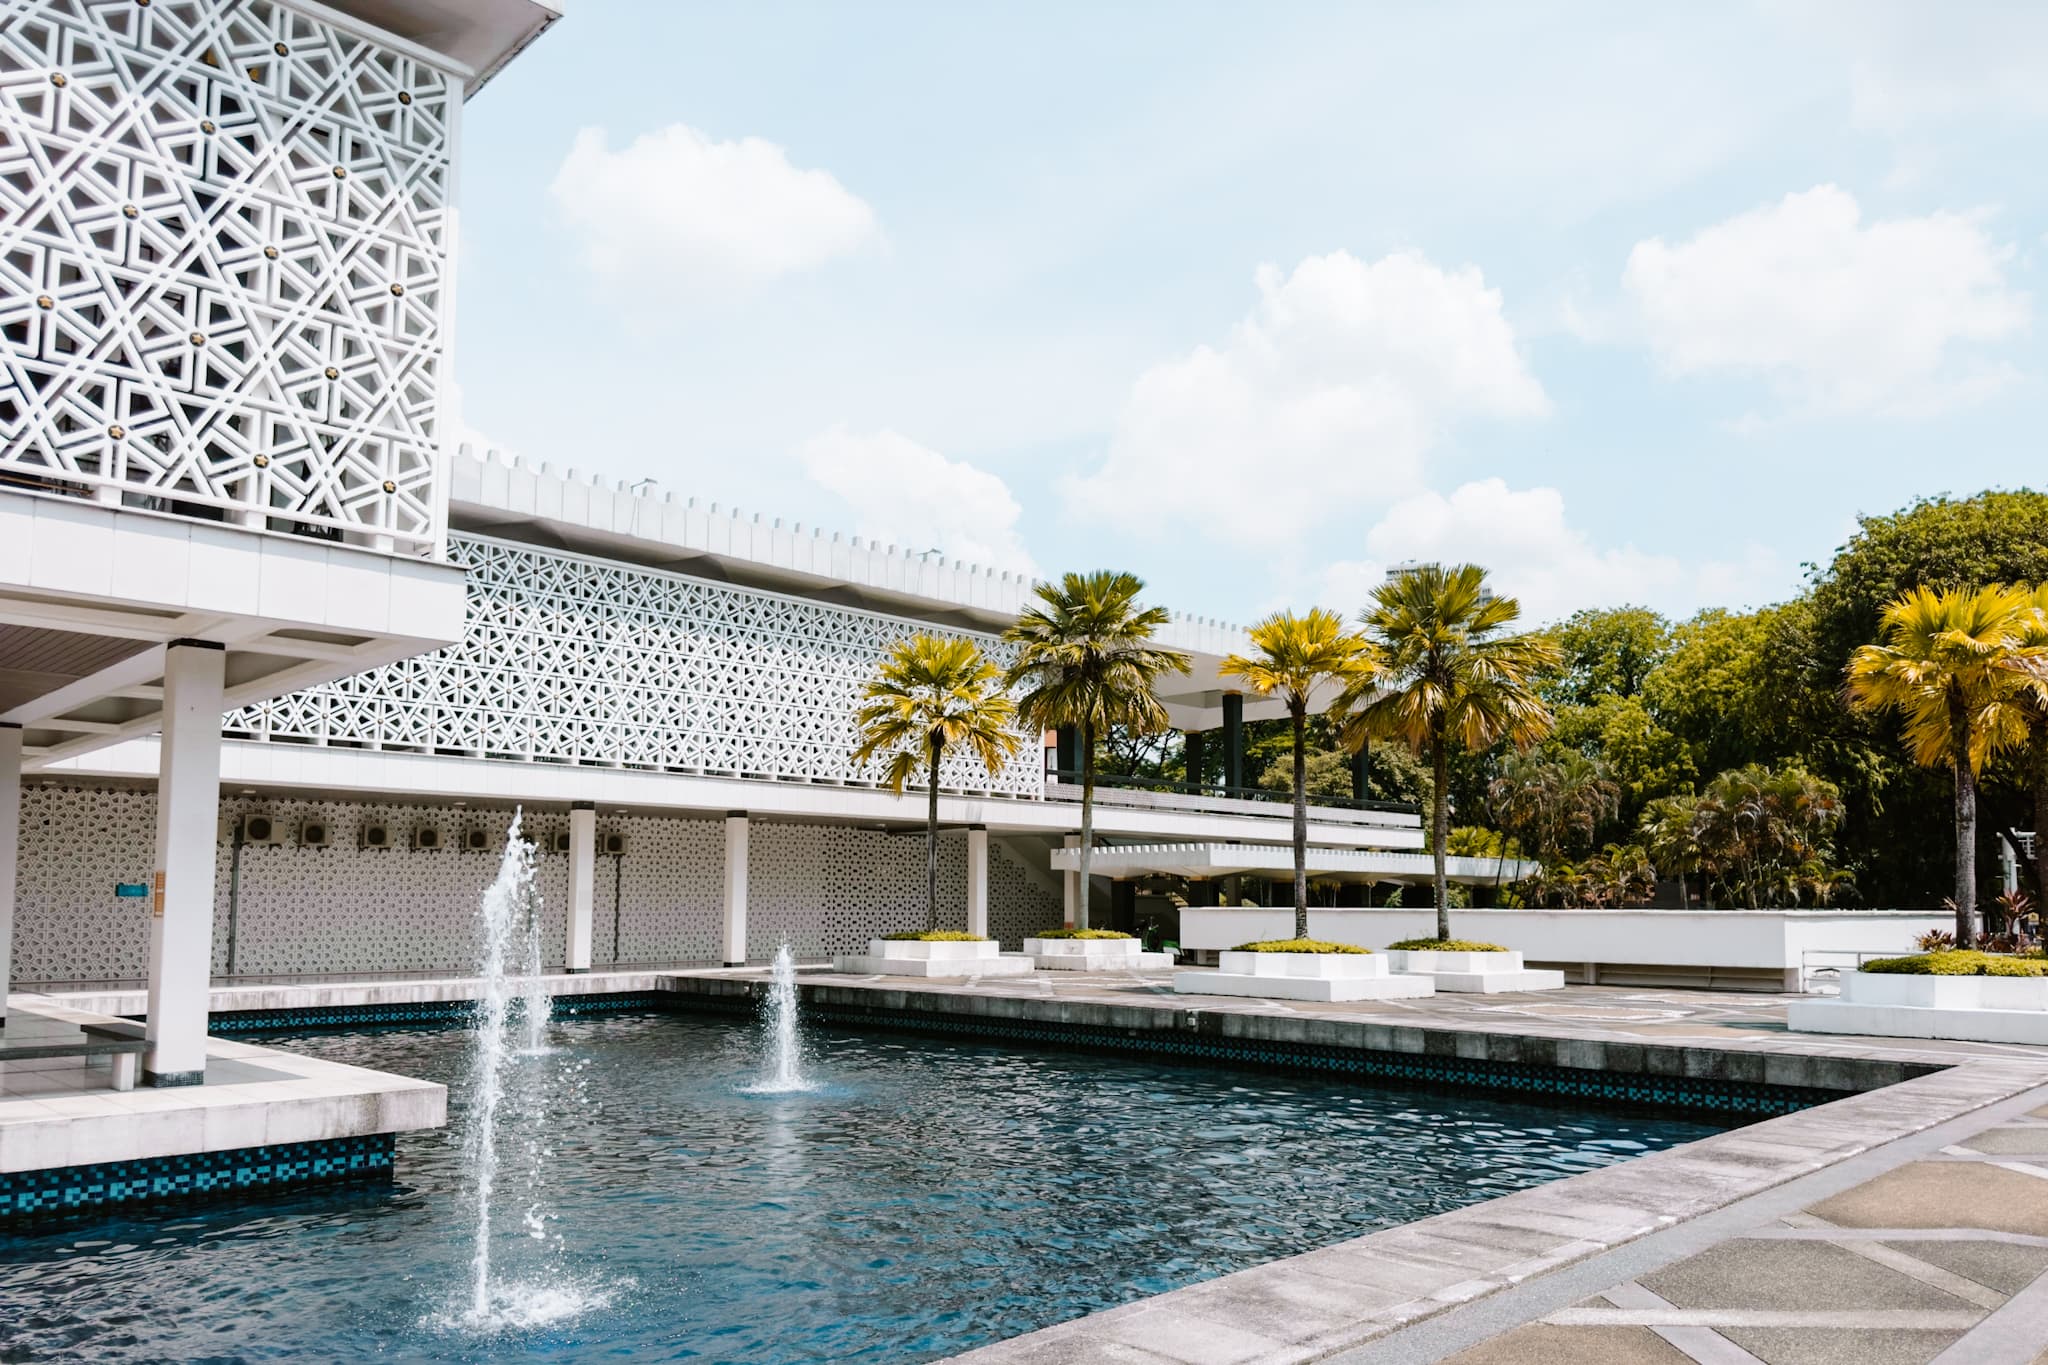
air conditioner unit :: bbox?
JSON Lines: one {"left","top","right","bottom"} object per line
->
{"left": 462, "top": 827, "right": 492, "bottom": 853}
{"left": 550, "top": 831, "right": 573, "bottom": 854}
{"left": 298, "top": 819, "right": 332, "bottom": 849}
{"left": 601, "top": 832, "right": 629, "bottom": 856}
{"left": 237, "top": 814, "right": 282, "bottom": 845}
{"left": 414, "top": 825, "right": 445, "bottom": 851}
{"left": 360, "top": 823, "right": 394, "bottom": 850}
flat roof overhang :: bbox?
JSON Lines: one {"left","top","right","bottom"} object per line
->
{"left": 0, "top": 492, "right": 466, "bottom": 768}
{"left": 317, "top": 0, "right": 560, "bottom": 94}
{"left": 1051, "top": 842, "right": 1535, "bottom": 885}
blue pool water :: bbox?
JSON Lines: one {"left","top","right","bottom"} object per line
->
{"left": 0, "top": 1011, "right": 1726, "bottom": 1362}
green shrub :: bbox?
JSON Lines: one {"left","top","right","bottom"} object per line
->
{"left": 1861, "top": 950, "right": 2048, "bottom": 977}
{"left": 1385, "top": 938, "right": 1510, "bottom": 952}
{"left": 881, "top": 930, "right": 989, "bottom": 942}
{"left": 1232, "top": 938, "right": 1370, "bottom": 954}
{"left": 1031, "top": 928, "right": 1135, "bottom": 940}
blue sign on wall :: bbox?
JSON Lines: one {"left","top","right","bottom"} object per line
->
{"left": 115, "top": 883, "right": 148, "bottom": 899}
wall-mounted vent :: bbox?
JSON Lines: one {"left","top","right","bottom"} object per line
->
{"left": 414, "top": 825, "right": 444, "bottom": 851}
{"left": 236, "top": 814, "right": 281, "bottom": 845}
{"left": 601, "top": 832, "right": 629, "bottom": 856}
{"left": 462, "top": 827, "right": 491, "bottom": 852}
{"left": 550, "top": 831, "right": 573, "bottom": 854}
{"left": 361, "top": 823, "right": 393, "bottom": 850}
{"left": 298, "top": 819, "right": 331, "bottom": 848}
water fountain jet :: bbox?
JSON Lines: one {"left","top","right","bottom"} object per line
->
{"left": 744, "top": 943, "right": 815, "bottom": 1094}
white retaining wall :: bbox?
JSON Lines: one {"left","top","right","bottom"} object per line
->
{"left": 11, "top": 786, "right": 1058, "bottom": 982}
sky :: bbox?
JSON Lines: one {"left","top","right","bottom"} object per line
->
{"left": 449, "top": 1, "right": 2048, "bottom": 627}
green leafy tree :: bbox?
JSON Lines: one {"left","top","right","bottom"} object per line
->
{"left": 1848, "top": 584, "right": 2035, "bottom": 940}
{"left": 1690, "top": 764, "right": 1849, "bottom": 909}
{"left": 1638, "top": 793, "right": 1703, "bottom": 907}
{"left": 1544, "top": 606, "right": 1672, "bottom": 706}
{"left": 853, "top": 634, "right": 1023, "bottom": 930}
{"left": 1003, "top": 571, "right": 1189, "bottom": 929}
{"left": 1339, "top": 564, "right": 1560, "bottom": 940}
{"left": 1999, "top": 586, "right": 2048, "bottom": 904}
{"left": 1221, "top": 609, "right": 1379, "bottom": 939}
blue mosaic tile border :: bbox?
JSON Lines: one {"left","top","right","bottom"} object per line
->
{"left": 205, "top": 991, "right": 673, "bottom": 1034}
{"left": 0, "top": 1134, "right": 394, "bottom": 1223}
{"left": 659, "top": 989, "right": 1828, "bottom": 1118}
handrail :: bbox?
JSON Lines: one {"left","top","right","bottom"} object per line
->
{"left": 1043, "top": 767, "right": 1417, "bottom": 816}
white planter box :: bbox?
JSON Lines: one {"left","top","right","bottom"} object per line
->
{"left": 832, "top": 937, "right": 1035, "bottom": 978}
{"left": 1174, "top": 951, "right": 1434, "bottom": 1002}
{"left": 1383, "top": 948, "right": 1566, "bottom": 994}
{"left": 1788, "top": 968, "right": 2048, "bottom": 1045}
{"left": 1020, "top": 937, "right": 1148, "bottom": 971}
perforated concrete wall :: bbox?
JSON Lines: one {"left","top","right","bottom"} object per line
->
{"left": 9, "top": 786, "right": 1060, "bottom": 982}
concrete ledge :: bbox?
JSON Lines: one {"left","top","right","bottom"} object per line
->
{"left": 0, "top": 995, "right": 445, "bottom": 1180}
{"left": 1789, "top": 970, "right": 2048, "bottom": 1045}
{"left": 1174, "top": 967, "right": 1436, "bottom": 1002}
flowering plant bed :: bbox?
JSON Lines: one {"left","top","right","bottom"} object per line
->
{"left": 1862, "top": 950, "right": 2048, "bottom": 977}
{"left": 1385, "top": 938, "right": 1508, "bottom": 953}
{"left": 881, "top": 930, "right": 990, "bottom": 942}
{"left": 1231, "top": 938, "right": 1369, "bottom": 954}
{"left": 1030, "top": 928, "right": 1135, "bottom": 940}
{"left": 1174, "top": 941, "right": 1432, "bottom": 1002}
{"left": 1021, "top": 933, "right": 1170, "bottom": 972}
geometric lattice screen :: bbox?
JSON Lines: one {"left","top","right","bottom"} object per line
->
{"left": 0, "top": 0, "right": 453, "bottom": 551}
{"left": 227, "top": 536, "right": 1048, "bottom": 797}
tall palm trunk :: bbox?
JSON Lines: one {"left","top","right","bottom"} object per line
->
{"left": 1951, "top": 692, "right": 1977, "bottom": 946}
{"left": 927, "top": 732, "right": 943, "bottom": 932}
{"left": 1291, "top": 703, "right": 1308, "bottom": 940}
{"left": 1076, "top": 722, "right": 1096, "bottom": 930}
{"left": 1431, "top": 732, "right": 1451, "bottom": 942}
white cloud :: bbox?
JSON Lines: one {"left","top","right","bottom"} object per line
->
{"left": 549, "top": 124, "right": 879, "bottom": 288}
{"left": 1624, "top": 185, "right": 2028, "bottom": 417}
{"left": 801, "top": 427, "right": 1036, "bottom": 576}
{"left": 1062, "top": 250, "right": 1547, "bottom": 546}
{"left": 1316, "top": 479, "right": 1782, "bottom": 626}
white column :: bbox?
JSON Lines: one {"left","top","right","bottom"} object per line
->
{"left": 566, "top": 802, "right": 595, "bottom": 972}
{"left": 144, "top": 641, "right": 225, "bottom": 1085}
{"left": 1062, "top": 834, "right": 1080, "bottom": 928}
{"left": 966, "top": 825, "right": 989, "bottom": 940}
{"left": 723, "top": 812, "right": 749, "bottom": 965}
{"left": 0, "top": 725, "right": 20, "bottom": 1030}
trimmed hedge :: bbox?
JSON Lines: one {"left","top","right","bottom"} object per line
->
{"left": 1232, "top": 938, "right": 1370, "bottom": 954}
{"left": 1385, "top": 938, "right": 1509, "bottom": 952}
{"left": 881, "top": 930, "right": 990, "bottom": 942}
{"left": 1031, "top": 928, "right": 1135, "bottom": 940}
{"left": 1861, "top": 949, "right": 2048, "bottom": 977}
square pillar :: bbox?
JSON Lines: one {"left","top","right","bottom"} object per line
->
{"left": 1182, "top": 730, "right": 1206, "bottom": 795}
{"left": 0, "top": 724, "right": 19, "bottom": 1029}
{"left": 1062, "top": 834, "right": 1080, "bottom": 927}
{"left": 144, "top": 640, "right": 225, "bottom": 1086}
{"left": 1055, "top": 725, "right": 1079, "bottom": 781}
{"left": 965, "top": 825, "right": 989, "bottom": 939}
{"left": 1221, "top": 692, "right": 1244, "bottom": 793}
{"left": 723, "top": 811, "right": 748, "bottom": 966}
{"left": 565, "top": 802, "right": 595, "bottom": 972}
{"left": 1350, "top": 740, "right": 1371, "bottom": 801}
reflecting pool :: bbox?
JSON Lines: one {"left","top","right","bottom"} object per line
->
{"left": 0, "top": 1012, "right": 1726, "bottom": 1362}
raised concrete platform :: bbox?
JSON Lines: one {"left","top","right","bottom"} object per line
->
{"left": 832, "top": 938, "right": 1036, "bottom": 979}
{"left": 0, "top": 995, "right": 444, "bottom": 1197}
{"left": 45, "top": 967, "right": 687, "bottom": 1020}
{"left": 1790, "top": 969, "right": 2048, "bottom": 1046}
{"left": 1019, "top": 938, "right": 1175, "bottom": 971}
{"left": 1384, "top": 948, "right": 1567, "bottom": 994}
{"left": 1175, "top": 951, "right": 1435, "bottom": 1002}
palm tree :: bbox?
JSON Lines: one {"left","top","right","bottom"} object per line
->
{"left": 1639, "top": 793, "right": 1703, "bottom": 908}
{"left": 853, "top": 633, "right": 1023, "bottom": 931}
{"left": 1004, "top": 571, "right": 1190, "bottom": 929}
{"left": 1339, "top": 564, "right": 1560, "bottom": 941}
{"left": 1846, "top": 584, "right": 2034, "bottom": 943}
{"left": 1220, "top": 609, "right": 1379, "bottom": 939}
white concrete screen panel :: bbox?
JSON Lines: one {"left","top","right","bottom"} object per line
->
{"left": 0, "top": 0, "right": 462, "bottom": 554}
